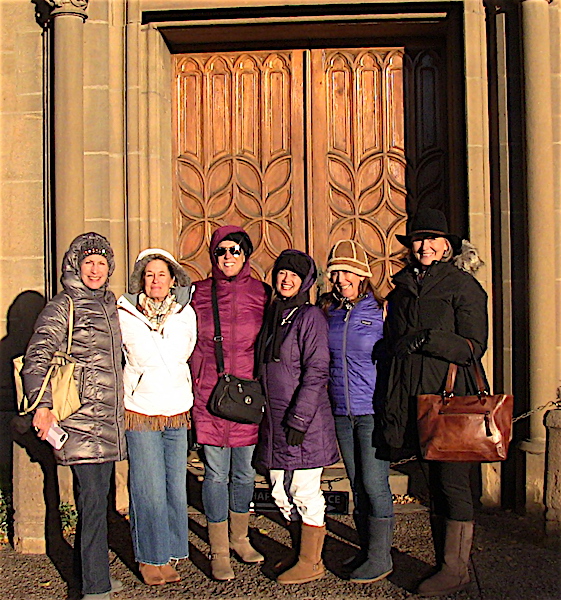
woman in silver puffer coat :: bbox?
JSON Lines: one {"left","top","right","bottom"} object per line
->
{"left": 23, "top": 232, "right": 126, "bottom": 600}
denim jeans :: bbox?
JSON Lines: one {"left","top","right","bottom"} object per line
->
{"left": 71, "top": 461, "right": 114, "bottom": 595}
{"left": 201, "top": 444, "right": 256, "bottom": 523}
{"left": 126, "top": 428, "right": 189, "bottom": 565}
{"left": 335, "top": 415, "right": 393, "bottom": 519}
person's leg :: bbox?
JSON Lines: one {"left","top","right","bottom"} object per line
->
{"left": 201, "top": 445, "right": 231, "bottom": 523}
{"left": 71, "top": 462, "right": 114, "bottom": 595}
{"left": 270, "top": 469, "right": 297, "bottom": 522}
{"left": 162, "top": 427, "right": 189, "bottom": 560}
{"left": 277, "top": 468, "right": 326, "bottom": 585}
{"left": 228, "top": 445, "right": 263, "bottom": 562}
{"left": 126, "top": 430, "right": 171, "bottom": 566}
{"left": 418, "top": 462, "right": 474, "bottom": 596}
{"left": 349, "top": 415, "right": 394, "bottom": 583}
{"left": 201, "top": 445, "right": 234, "bottom": 580}
{"left": 229, "top": 445, "right": 257, "bottom": 514}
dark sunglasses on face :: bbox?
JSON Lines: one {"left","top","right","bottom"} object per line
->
{"left": 214, "top": 244, "right": 243, "bottom": 258}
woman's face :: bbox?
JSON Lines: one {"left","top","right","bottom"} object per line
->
{"left": 411, "top": 236, "right": 450, "bottom": 266}
{"left": 330, "top": 270, "right": 365, "bottom": 301}
{"left": 214, "top": 241, "right": 245, "bottom": 278}
{"left": 143, "top": 259, "right": 175, "bottom": 302}
{"left": 276, "top": 269, "right": 302, "bottom": 299}
{"left": 80, "top": 254, "right": 109, "bottom": 290}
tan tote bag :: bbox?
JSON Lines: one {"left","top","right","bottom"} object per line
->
{"left": 14, "top": 297, "right": 81, "bottom": 422}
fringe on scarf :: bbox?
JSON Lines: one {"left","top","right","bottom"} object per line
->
{"left": 125, "top": 409, "right": 191, "bottom": 431}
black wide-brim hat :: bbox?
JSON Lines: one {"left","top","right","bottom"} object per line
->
{"left": 396, "top": 208, "right": 462, "bottom": 255}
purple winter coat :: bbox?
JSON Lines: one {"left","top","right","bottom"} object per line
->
{"left": 257, "top": 251, "right": 339, "bottom": 471}
{"left": 190, "top": 226, "right": 269, "bottom": 447}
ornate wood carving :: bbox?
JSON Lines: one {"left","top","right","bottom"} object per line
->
{"left": 174, "top": 51, "right": 305, "bottom": 282}
{"left": 310, "top": 48, "right": 407, "bottom": 295}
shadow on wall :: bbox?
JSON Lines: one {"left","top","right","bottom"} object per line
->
{"left": 0, "top": 291, "right": 46, "bottom": 490}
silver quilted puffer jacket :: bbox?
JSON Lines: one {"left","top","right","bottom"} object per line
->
{"left": 22, "top": 233, "right": 126, "bottom": 465}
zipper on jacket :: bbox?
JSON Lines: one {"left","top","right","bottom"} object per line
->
{"left": 101, "top": 300, "right": 124, "bottom": 458}
{"left": 342, "top": 305, "right": 353, "bottom": 416}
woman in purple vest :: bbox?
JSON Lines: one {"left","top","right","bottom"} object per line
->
{"left": 319, "top": 240, "right": 394, "bottom": 584}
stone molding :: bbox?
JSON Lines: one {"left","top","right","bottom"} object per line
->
{"left": 47, "top": 0, "right": 89, "bottom": 20}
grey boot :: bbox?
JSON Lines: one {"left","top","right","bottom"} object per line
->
{"left": 82, "top": 594, "right": 110, "bottom": 600}
{"left": 343, "top": 511, "right": 369, "bottom": 570}
{"left": 417, "top": 520, "right": 473, "bottom": 597}
{"left": 229, "top": 511, "right": 264, "bottom": 563}
{"left": 207, "top": 521, "right": 235, "bottom": 581}
{"left": 349, "top": 516, "right": 394, "bottom": 583}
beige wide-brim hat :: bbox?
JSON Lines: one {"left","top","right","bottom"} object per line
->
{"left": 326, "top": 239, "right": 372, "bottom": 278}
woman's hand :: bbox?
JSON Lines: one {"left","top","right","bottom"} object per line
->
{"left": 32, "top": 408, "right": 57, "bottom": 440}
{"left": 395, "top": 329, "right": 430, "bottom": 358}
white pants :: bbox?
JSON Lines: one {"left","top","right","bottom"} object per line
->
{"left": 269, "top": 468, "right": 325, "bottom": 527}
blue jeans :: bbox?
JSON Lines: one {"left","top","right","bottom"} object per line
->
{"left": 335, "top": 415, "right": 393, "bottom": 519}
{"left": 201, "top": 444, "right": 256, "bottom": 523}
{"left": 71, "top": 462, "right": 114, "bottom": 595}
{"left": 126, "top": 428, "right": 189, "bottom": 565}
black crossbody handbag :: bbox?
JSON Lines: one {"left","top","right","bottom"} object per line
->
{"left": 207, "top": 281, "right": 266, "bottom": 425}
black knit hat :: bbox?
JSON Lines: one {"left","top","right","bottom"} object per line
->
{"left": 221, "top": 231, "right": 253, "bottom": 257}
{"left": 396, "top": 208, "right": 462, "bottom": 255}
{"left": 272, "top": 251, "right": 312, "bottom": 284}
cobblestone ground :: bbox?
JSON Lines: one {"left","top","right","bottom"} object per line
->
{"left": 1, "top": 506, "right": 559, "bottom": 600}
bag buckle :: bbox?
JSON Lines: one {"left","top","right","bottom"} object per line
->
{"left": 213, "top": 335, "right": 224, "bottom": 342}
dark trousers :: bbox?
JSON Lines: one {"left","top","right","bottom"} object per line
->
{"left": 71, "top": 462, "right": 114, "bottom": 594}
{"left": 420, "top": 460, "right": 474, "bottom": 521}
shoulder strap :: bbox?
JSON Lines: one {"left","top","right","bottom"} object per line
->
{"left": 443, "top": 339, "right": 487, "bottom": 396}
{"left": 22, "top": 295, "right": 74, "bottom": 414}
{"left": 211, "top": 281, "right": 225, "bottom": 375}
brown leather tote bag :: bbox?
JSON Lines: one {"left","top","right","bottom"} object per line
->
{"left": 417, "top": 349, "right": 514, "bottom": 462}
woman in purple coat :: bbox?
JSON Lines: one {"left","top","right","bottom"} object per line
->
{"left": 257, "top": 250, "right": 339, "bottom": 585}
{"left": 190, "top": 226, "right": 270, "bottom": 581}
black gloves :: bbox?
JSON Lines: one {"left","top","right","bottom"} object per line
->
{"left": 395, "top": 329, "right": 430, "bottom": 359}
{"left": 286, "top": 426, "right": 306, "bottom": 446}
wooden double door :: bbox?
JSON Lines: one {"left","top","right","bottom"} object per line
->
{"left": 173, "top": 45, "right": 452, "bottom": 295}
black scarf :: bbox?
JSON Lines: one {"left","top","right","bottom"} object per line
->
{"left": 257, "top": 290, "right": 310, "bottom": 368}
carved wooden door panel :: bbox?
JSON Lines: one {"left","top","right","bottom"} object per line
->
{"left": 309, "top": 48, "right": 406, "bottom": 295}
{"left": 173, "top": 48, "right": 407, "bottom": 294}
{"left": 174, "top": 50, "right": 306, "bottom": 282}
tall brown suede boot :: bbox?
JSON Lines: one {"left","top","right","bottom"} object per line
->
{"left": 417, "top": 520, "right": 473, "bottom": 597}
{"left": 229, "top": 511, "right": 264, "bottom": 563}
{"left": 277, "top": 523, "right": 326, "bottom": 584}
{"left": 207, "top": 521, "right": 235, "bottom": 581}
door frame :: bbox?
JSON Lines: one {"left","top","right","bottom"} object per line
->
{"left": 125, "top": 0, "right": 494, "bottom": 457}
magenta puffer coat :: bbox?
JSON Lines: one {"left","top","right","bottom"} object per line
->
{"left": 190, "top": 226, "right": 269, "bottom": 447}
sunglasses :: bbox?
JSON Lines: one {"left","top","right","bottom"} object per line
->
{"left": 214, "top": 244, "right": 243, "bottom": 258}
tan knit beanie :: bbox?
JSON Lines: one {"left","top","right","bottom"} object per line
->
{"left": 326, "top": 239, "right": 372, "bottom": 278}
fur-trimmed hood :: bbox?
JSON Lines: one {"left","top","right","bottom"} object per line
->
{"left": 128, "top": 248, "right": 191, "bottom": 294}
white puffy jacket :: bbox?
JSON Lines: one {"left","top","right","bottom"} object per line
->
{"left": 117, "top": 287, "right": 197, "bottom": 417}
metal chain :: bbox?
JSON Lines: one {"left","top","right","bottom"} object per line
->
{"left": 511, "top": 400, "right": 561, "bottom": 423}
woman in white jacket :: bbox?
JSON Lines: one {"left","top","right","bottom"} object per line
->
{"left": 117, "top": 249, "right": 197, "bottom": 586}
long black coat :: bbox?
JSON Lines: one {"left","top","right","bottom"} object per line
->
{"left": 382, "top": 259, "right": 488, "bottom": 450}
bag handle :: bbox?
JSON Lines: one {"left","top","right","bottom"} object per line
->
{"left": 443, "top": 339, "right": 487, "bottom": 397}
{"left": 23, "top": 296, "right": 74, "bottom": 414}
{"left": 211, "top": 281, "right": 226, "bottom": 376}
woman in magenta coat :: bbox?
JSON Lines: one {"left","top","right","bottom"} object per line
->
{"left": 190, "top": 225, "right": 270, "bottom": 581}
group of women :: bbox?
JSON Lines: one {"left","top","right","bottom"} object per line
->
{"left": 22, "top": 208, "right": 488, "bottom": 600}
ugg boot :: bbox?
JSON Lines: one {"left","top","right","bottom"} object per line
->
{"left": 139, "top": 563, "right": 165, "bottom": 586}
{"left": 277, "top": 523, "right": 326, "bottom": 584}
{"left": 343, "top": 511, "right": 369, "bottom": 571}
{"left": 208, "top": 521, "right": 235, "bottom": 581}
{"left": 417, "top": 520, "right": 473, "bottom": 597}
{"left": 159, "top": 562, "right": 181, "bottom": 583}
{"left": 274, "top": 519, "right": 301, "bottom": 571}
{"left": 349, "top": 516, "right": 394, "bottom": 583}
{"left": 228, "top": 511, "right": 264, "bottom": 563}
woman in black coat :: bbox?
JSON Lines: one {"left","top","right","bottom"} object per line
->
{"left": 383, "top": 209, "right": 488, "bottom": 597}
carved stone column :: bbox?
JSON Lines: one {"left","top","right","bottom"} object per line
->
{"left": 49, "top": 0, "right": 88, "bottom": 273}
{"left": 518, "top": 0, "right": 557, "bottom": 513}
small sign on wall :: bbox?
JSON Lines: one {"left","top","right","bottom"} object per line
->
{"left": 251, "top": 488, "right": 349, "bottom": 515}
